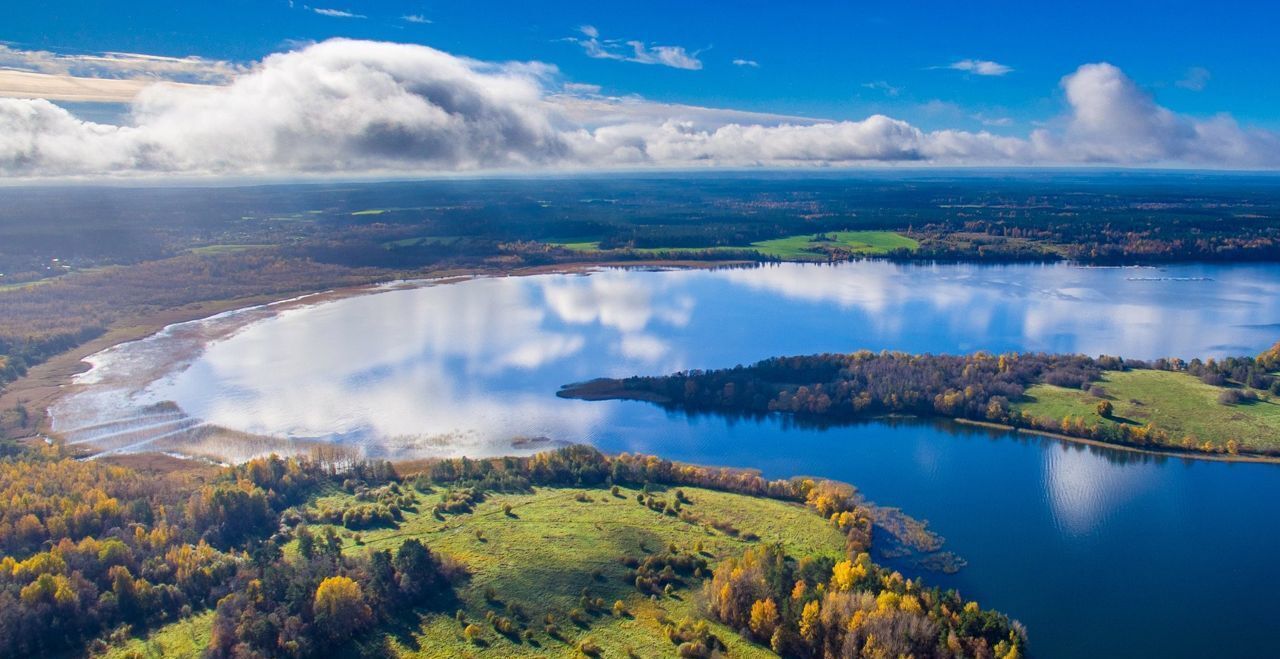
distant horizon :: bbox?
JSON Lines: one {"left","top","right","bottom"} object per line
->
{"left": 9, "top": 165, "right": 1280, "bottom": 190}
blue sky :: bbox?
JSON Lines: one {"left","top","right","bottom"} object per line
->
{"left": 7, "top": 0, "right": 1278, "bottom": 132}
{"left": 3, "top": 1, "right": 1280, "bottom": 176}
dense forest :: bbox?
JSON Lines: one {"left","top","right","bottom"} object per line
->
{"left": 562, "top": 342, "right": 1280, "bottom": 458}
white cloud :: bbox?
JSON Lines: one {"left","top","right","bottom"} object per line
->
{"left": 732, "top": 58, "right": 759, "bottom": 68}
{"left": 1176, "top": 66, "right": 1210, "bottom": 91}
{"left": 1030, "top": 62, "right": 1280, "bottom": 166}
{"left": 2, "top": 41, "right": 1279, "bottom": 177}
{"left": 974, "top": 114, "right": 1013, "bottom": 127}
{"left": 861, "top": 80, "right": 901, "bottom": 97}
{"left": 947, "top": 59, "right": 1013, "bottom": 76}
{"left": 560, "top": 82, "right": 603, "bottom": 96}
{"left": 0, "top": 39, "right": 566, "bottom": 176}
{"left": 0, "top": 44, "right": 243, "bottom": 85}
{"left": 566, "top": 27, "right": 703, "bottom": 70}
{"left": 619, "top": 333, "right": 670, "bottom": 362}
{"left": 0, "top": 69, "right": 207, "bottom": 102}
{"left": 312, "top": 8, "right": 365, "bottom": 19}
{"left": 402, "top": 14, "right": 432, "bottom": 24}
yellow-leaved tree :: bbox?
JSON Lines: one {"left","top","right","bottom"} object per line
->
{"left": 314, "top": 576, "right": 373, "bottom": 641}
{"left": 749, "top": 597, "right": 780, "bottom": 640}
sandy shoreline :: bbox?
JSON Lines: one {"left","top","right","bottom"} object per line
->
{"left": 1, "top": 259, "right": 748, "bottom": 457}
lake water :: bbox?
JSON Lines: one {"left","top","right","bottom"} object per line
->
{"left": 54, "top": 261, "right": 1280, "bottom": 658}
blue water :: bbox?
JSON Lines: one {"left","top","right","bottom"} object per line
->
{"left": 106, "top": 261, "right": 1280, "bottom": 658}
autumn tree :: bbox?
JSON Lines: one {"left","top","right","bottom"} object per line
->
{"left": 748, "top": 597, "right": 780, "bottom": 640}
{"left": 314, "top": 576, "right": 373, "bottom": 641}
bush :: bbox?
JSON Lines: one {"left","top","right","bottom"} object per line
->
{"left": 1218, "top": 389, "right": 1256, "bottom": 405}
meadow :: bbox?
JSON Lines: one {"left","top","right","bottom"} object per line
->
{"left": 107, "top": 483, "right": 849, "bottom": 658}
{"left": 1015, "top": 369, "right": 1280, "bottom": 451}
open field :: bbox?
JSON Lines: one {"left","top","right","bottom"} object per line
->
{"left": 1015, "top": 369, "right": 1280, "bottom": 450}
{"left": 186, "top": 244, "right": 272, "bottom": 255}
{"left": 103, "top": 611, "right": 214, "bottom": 659}
{"left": 548, "top": 231, "right": 918, "bottom": 261}
{"left": 749, "top": 231, "right": 919, "bottom": 260}
{"left": 321, "top": 484, "right": 844, "bottom": 657}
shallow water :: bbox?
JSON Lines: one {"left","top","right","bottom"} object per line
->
{"left": 54, "top": 261, "right": 1280, "bottom": 657}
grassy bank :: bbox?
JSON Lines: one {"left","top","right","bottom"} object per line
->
{"left": 1014, "top": 369, "right": 1280, "bottom": 451}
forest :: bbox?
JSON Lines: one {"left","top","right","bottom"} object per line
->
{"left": 561, "top": 341, "right": 1280, "bottom": 458}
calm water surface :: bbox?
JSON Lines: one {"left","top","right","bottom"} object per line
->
{"left": 57, "top": 262, "right": 1280, "bottom": 658}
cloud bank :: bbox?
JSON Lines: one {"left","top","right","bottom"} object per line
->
{"left": 2, "top": 39, "right": 1279, "bottom": 177}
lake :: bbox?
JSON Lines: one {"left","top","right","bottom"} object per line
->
{"left": 53, "top": 261, "right": 1280, "bottom": 658}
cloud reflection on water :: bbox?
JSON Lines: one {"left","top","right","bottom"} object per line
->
{"left": 52, "top": 261, "right": 1280, "bottom": 461}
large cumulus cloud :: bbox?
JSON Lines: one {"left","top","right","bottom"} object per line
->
{"left": 1030, "top": 62, "right": 1280, "bottom": 167}
{"left": 1, "top": 39, "right": 568, "bottom": 175}
{"left": 2, "top": 39, "right": 1278, "bottom": 177}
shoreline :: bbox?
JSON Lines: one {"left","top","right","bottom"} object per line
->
{"left": 9, "top": 257, "right": 1279, "bottom": 468}
{"left": 557, "top": 380, "right": 1280, "bottom": 467}
{"left": 1, "top": 258, "right": 748, "bottom": 448}
{"left": 950, "top": 418, "right": 1280, "bottom": 465}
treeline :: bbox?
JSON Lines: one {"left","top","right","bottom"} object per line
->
{"left": 908, "top": 212, "right": 1280, "bottom": 264}
{"left": 704, "top": 543, "right": 1024, "bottom": 658}
{"left": 0, "top": 446, "right": 445, "bottom": 657}
{"left": 563, "top": 344, "right": 1280, "bottom": 457}
{"left": 566, "top": 351, "right": 1100, "bottom": 423}
{"left": 0, "top": 327, "right": 105, "bottom": 392}
{"left": 422, "top": 444, "right": 829, "bottom": 503}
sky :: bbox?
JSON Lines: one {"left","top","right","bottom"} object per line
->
{"left": 3, "top": 0, "right": 1280, "bottom": 177}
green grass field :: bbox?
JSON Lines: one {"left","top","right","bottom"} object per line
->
{"left": 547, "top": 231, "right": 918, "bottom": 261}
{"left": 749, "top": 231, "right": 919, "bottom": 260}
{"left": 115, "top": 484, "right": 846, "bottom": 658}
{"left": 102, "top": 611, "right": 214, "bottom": 659}
{"left": 1014, "top": 369, "right": 1280, "bottom": 450}
{"left": 187, "top": 244, "right": 272, "bottom": 255}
